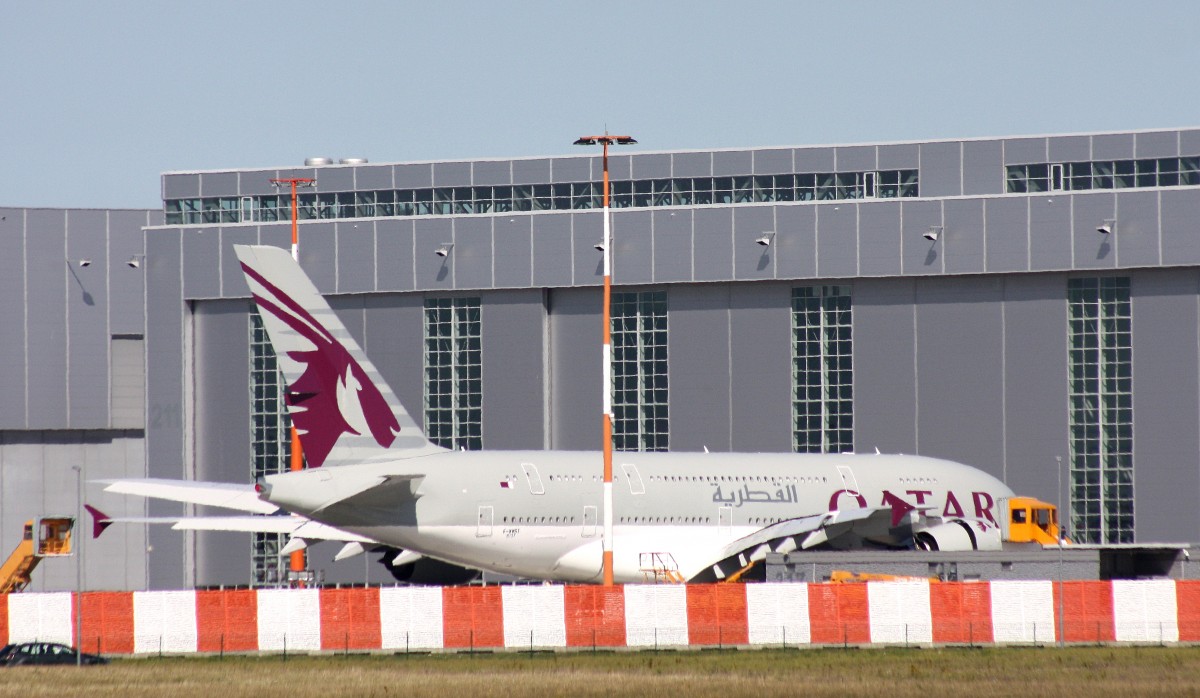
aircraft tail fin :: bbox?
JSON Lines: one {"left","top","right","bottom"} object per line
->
{"left": 234, "top": 244, "right": 445, "bottom": 466}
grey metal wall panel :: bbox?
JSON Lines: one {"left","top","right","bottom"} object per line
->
{"left": 0, "top": 210, "right": 26, "bottom": 426}
{"left": 144, "top": 230, "right": 185, "bottom": 589}
{"left": 693, "top": 207, "right": 734, "bottom": 282}
{"left": 631, "top": 154, "right": 670, "bottom": 180}
{"left": 1114, "top": 191, "right": 1160, "bottom": 268}
{"left": 652, "top": 209, "right": 692, "bottom": 283}
{"left": 1002, "top": 274, "right": 1069, "bottom": 498}
{"left": 329, "top": 295, "right": 366, "bottom": 348}
{"left": 666, "top": 284, "right": 731, "bottom": 452}
{"left": 852, "top": 278, "right": 917, "bottom": 454}
{"left": 336, "top": 220, "right": 377, "bottom": 294}
{"left": 1161, "top": 189, "right": 1200, "bottom": 264}
{"left": 256, "top": 223, "right": 292, "bottom": 257}
{"left": 481, "top": 289, "right": 546, "bottom": 449}
{"left": 901, "top": 199, "right": 943, "bottom": 275}
{"left": 25, "top": 209, "right": 67, "bottom": 428}
{"left": 672, "top": 152, "right": 711, "bottom": 177}
{"left": 163, "top": 173, "right": 200, "bottom": 200}
{"left": 611, "top": 210, "right": 653, "bottom": 285}
{"left": 877, "top": 143, "right": 919, "bottom": 170}
{"left": 182, "top": 228, "right": 221, "bottom": 299}
{"left": 1135, "top": 131, "right": 1178, "bottom": 159}
{"left": 551, "top": 157, "right": 591, "bottom": 183}
{"left": 569, "top": 212, "right": 602, "bottom": 288}
{"left": 433, "top": 161, "right": 472, "bottom": 188}
{"left": 108, "top": 210, "right": 148, "bottom": 336}
{"left": 274, "top": 168, "right": 319, "bottom": 186}
{"left": 774, "top": 205, "right": 817, "bottom": 279}
{"left": 962, "top": 140, "right": 1003, "bottom": 195}
{"left": 532, "top": 214, "right": 574, "bottom": 288}
{"left": 1028, "top": 196, "right": 1072, "bottom": 271}
{"left": 728, "top": 284, "right": 793, "bottom": 452}
{"left": 984, "top": 197, "right": 1029, "bottom": 273}
{"left": 219, "top": 226, "right": 257, "bottom": 298}
{"left": 1131, "top": 269, "right": 1200, "bottom": 542}
{"left": 376, "top": 219, "right": 416, "bottom": 291}
{"left": 298, "top": 222, "right": 337, "bottom": 293}
{"left": 66, "top": 209, "right": 109, "bottom": 429}
{"left": 1181, "top": 130, "right": 1200, "bottom": 156}
{"left": 394, "top": 163, "right": 433, "bottom": 189}
{"left": 1003, "top": 137, "right": 1046, "bottom": 164}
{"left": 452, "top": 216, "right": 493, "bottom": 290}
{"left": 815, "top": 204, "right": 857, "bottom": 278}
{"left": 201, "top": 172, "right": 238, "bottom": 198}
{"left": 733, "top": 206, "right": 776, "bottom": 280}
{"left": 513, "top": 159, "right": 551, "bottom": 184}
{"left": 413, "top": 218, "right": 455, "bottom": 291}
{"left": 1070, "top": 192, "right": 1116, "bottom": 270}
{"left": 473, "top": 160, "right": 511, "bottom": 186}
{"left": 918, "top": 141, "right": 962, "bottom": 197}
{"left": 914, "top": 277, "right": 1005, "bottom": 477}
{"left": 197, "top": 531, "right": 251, "bottom": 588}
{"left": 361, "top": 294, "right": 425, "bottom": 432}
{"left": 606, "top": 155, "right": 632, "bottom": 181}
{"left": 943, "top": 198, "right": 985, "bottom": 274}
{"left": 355, "top": 166, "right": 393, "bottom": 190}
{"left": 835, "top": 146, "right": 875, "bottom": 172}
{"left": 793, "top": 147, "right": 834, "bottom": 172}
{"left": 194, "top": 300, "right": 251, "bottom": 486}
{"left": 858, "top": 200, "right": 902, "bottom": 277}
{"left": 238, "top": 171, "right": 277, "bottom": 197}
{"left": 752, "top": 149, "right": 792, "bottom": 175}
{"left": 315, "top": 166, "right": 354, "bottom": 192}
{"left": 110, "top": 337, "right": 144, "bottom": 429}
{"left": 713, "top": 150, "right": 752, "bottom": 176}
{"left": 493, "top": 215, "right": 532, "bottom": 289}
{"left": 548, "top": 287, "right": 599, "bottom": 450}
{"left": 1092, "top": 133, "right": 1134, "bottom": 160}
{"left": 1048, "top": 135, "right": 1090, "bottom": 163}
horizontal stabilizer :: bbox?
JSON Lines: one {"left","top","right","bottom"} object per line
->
{"left": 99, "top": 479, "right": 279, "bottom": 514}
{"left": 85, "top": 513, "right": 372, "bottom": 542}
{"left": 83, "top": 505, "right": 114, "bottom": 539}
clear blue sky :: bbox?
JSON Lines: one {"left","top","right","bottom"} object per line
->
{"left": 2, "top": 1, "right": 1197, "bottom": 209}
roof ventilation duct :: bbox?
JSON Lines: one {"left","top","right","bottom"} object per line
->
{"left": 338, "top": 158, "right": 368, "bottom": 165}
{"left": 304, "top": 157, "right": 333, "bottom": 166}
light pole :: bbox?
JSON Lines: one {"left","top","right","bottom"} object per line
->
{"left": 574, "top": 133, "right": 637, "bottom": 586}
{"left": 1057, "top": 454, "right": 1064, "bottom": 647}
{"left": 72, "top": 464, "right": 82, "bottom": 665}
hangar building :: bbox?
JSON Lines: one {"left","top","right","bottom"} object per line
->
{"left": 3, "top": 127, "right": 1200, "bottom": 590}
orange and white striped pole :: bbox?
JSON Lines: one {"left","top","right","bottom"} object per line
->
{"left": 574, "top": 134, "right": 636, "bottom": 586}
{"left": 270, "top": 176, "right": 314, "bottom": 586}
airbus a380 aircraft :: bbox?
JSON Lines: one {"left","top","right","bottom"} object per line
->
{"left": 100, "top": 244, "right": 1061, "bottom": 584}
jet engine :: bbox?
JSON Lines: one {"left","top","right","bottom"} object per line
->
{"left": 376, "top": 548, "right": 481, "bottom": 585}
{"left": 913, "top": 520, "right": 1002, "bottom": 552}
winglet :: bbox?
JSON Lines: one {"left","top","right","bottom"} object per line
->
{"left": 83, "top": 504, "right": 113, "bottom": 539}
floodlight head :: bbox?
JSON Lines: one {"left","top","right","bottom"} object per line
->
{"left": 126, "top": 256, "right": 141, "bottom": 268}
{"left": 923, "top": 226, "right": 941, "bottom": 242}
{"left": 594, "top": 242, "right": 606, "bottom": 252}
{"left": 434, "top": 244, "right": 454, "bottom": 258}
{"left": 755, "top": 232, "right": 775, "bottom": 247}
{"left": 574, "top": 137, "right": 598, "bottom": 146}
{"left": 1097, "top": 219, "right": 1115, "bottom": 235}
{"left": 78, "top": 259, "right": 92, "bottom": 268}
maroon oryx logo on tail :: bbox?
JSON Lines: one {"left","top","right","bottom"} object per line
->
{"left": 241, "top": 262, "right": 400, "bottom": 467}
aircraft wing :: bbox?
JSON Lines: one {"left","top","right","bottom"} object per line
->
{"left": 98, "top": 479, "right": 279, "bottom": 514}
{"left": 692, "top": 506, "right": 909, "bottom": 582}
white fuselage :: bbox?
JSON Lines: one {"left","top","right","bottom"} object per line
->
{"left": 262, "top": 450, "right": 1013, "bottom": 583}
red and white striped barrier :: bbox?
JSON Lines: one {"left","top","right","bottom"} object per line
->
{"left": 1, "top": 580, "right": 1196, "bottom": 654}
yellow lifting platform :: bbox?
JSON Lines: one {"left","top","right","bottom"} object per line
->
{"left": 0, "top": 517, "right": 76, "bottom": 593}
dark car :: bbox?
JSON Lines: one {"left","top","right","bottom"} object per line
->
{"left": 0, "top": 642, "right": 108, "bottom": 666}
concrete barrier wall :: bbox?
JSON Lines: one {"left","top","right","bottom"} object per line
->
{"left": 1, "top": 580, "right": 1196, "bottom": 654}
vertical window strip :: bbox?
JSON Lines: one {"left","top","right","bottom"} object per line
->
{"left": 248, "top": 312, "right": 290, "bottom": 587}
{"left": 791, "top": 286, "right": 854, "bottom": 454}
{"left": 611, "top": 291, "right": 669, "bottom": 452}
{"left": 1067, "top": 277, "right": 1134, "bottom": 544}
{"left": 423, "top": 297, "right": 483, "bottom": 450}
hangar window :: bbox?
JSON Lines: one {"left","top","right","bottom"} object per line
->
{"left": 248, "top": 311, "right": 292, "bottom": 587}
{"left": 792, "top": 286, "right": 853, "bottom": 454}
{"left": 1067, "top": 277, "right": 1133, "bottom": 544}
{"left": 611, "top": 290, "right": 669, "bottom": 452}
{"left": 424, "top": 297, "right": 483, "bottom": 451}
{"left": 1007, "top": 156, "right": 1200, "bottom": 193}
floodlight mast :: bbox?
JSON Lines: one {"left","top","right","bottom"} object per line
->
{"left": 574, "top": 133, "right": 637, "bottom": 586}
{"left": 269, "top": 176, "right": 315, "bottom": 586}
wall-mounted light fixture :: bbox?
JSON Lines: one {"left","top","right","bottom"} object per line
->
{"left": 923, "top": 226, "right": 942, "bottom": 242}
{"left": 434, "top": 243, "right": 454, "bottom": 257}
{"left": 593, "top": 241, "right": 606, "bottom": 252}
{"left": 1097, "top": 219, "right": 1116, "bottom": 235}
{"left": 127, "top": 254, "right": 146, "bottom": 268}
{"left": 755, "top": 232, "right": 775, "bottom": 247}
{"left": 77, "top": 259, "right": 92, "bottom": 268}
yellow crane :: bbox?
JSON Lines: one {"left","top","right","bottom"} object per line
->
{"left": 0, "top": 518, "right": 75, "bottom": 593}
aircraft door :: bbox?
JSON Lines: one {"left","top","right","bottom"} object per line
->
{"left": 621, "top": 463, "right": 645, "bottom": 495}
{"left": 582, "top": 505, "right": 597, "bottom": 537}
{"left": 521, "top": 462, "right": 545, "bottom": 495}
{"left": 476, "top": 506, "right": 493, "bottom": 537}
{"left": 837, "top": 465, "right": 861, "bottom": 496}
{"left": 718, "top": 506, "right": 732, "bottom": 537}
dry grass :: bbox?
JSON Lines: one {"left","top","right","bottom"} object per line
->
{"left": 0, "top": 647, "right": 1198, "bottom": 698}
